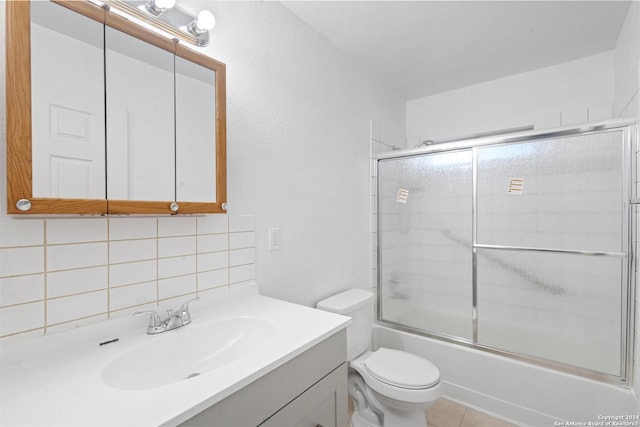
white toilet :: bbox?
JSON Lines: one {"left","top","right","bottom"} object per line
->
{"left": 317, "top": 289, "right": 443, "bottom": 427}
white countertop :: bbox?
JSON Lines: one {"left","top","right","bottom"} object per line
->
{"left": 0, "top": 285, "right": 350, "bottom": 426}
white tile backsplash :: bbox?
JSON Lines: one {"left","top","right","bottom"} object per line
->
{"left": 197, "top": 215, "right": 228, "bottom": 234}
{"left": 197, "top": 234, "right": 229, "bottom": 253}
{"left": 109, "top": 260, "right": 157, "bottom": 287}
{"left": 158, "top": 255, "right": 196, "bottom": 279}
{"left": 158, "top": 236, "right": 196, "bottom": 258}
{"left": 47, "top": 290, "right": 108, "bottom": 325}
{"left": 109, "top": 217, "right": 157, "bottom": 240}
{"left": 229, "top": 232, "right": 256, "bottom": 249}
{"left": 198, "top": 269, "right": 229, "bottom": 290}
{"left": 0, "top": 274, "right": 44, "bottom": 307}
{"left": 46, "top": 218, "right": 107, "bottom": 244}
{"left": 197, "top": 251, "right": 228, "bottom": 272}
{"left": 0, "top": 217, "right": 44, "bottom": 247}
{"left": 47, "top": 266, "right": 108, "bottom": 298}
{"left": 158, "top": 274, "right": 197, "bottom": 300}
{"left": 47, "top": 242, "right": 108, "bottom": 271}
{"left": 0, "top": 214, "right": 255, "bottom": 341}
{"left": 230, "top": 248, "right": 256, "bottom": 267}
{"left": 0, "top": 302, "right": 45, "bottom": 336}
{"left": 158, "top": 216, "right": 196, "bottom": 237}
{"left": 230, "top": 264, "right": 256, "bottom": 284}
{"left": 109, "top": 239, "right": 156, "bottom": 264}
{"left": 0, "top": 246, "right": 45, "bottom": 277}
{"left": 110, "top": 281, "right": 157, "bottom": 311}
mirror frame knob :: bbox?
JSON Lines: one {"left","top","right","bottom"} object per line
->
{"left": 16, "top": 199, "right": 32, "bottom": 211}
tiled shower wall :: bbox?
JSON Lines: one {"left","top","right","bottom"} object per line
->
{"left": 0, "top": 214, "right": 256, "bottom": 341}
{"left": 370, "top": 121, "right": 406, "bottom": 292}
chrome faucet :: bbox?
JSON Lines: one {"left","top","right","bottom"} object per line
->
{"left": 134, "top": 297, "right": 200, "bottom": 334}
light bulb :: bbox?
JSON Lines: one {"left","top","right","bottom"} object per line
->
{"left": 155, "top": 0, "right": 176, "bottom": 9}
{"left": 144, "top": 0, "right": 175, "bottom": 16}
{"left": 196, "top": 10, "right": 215, "bottom": 31}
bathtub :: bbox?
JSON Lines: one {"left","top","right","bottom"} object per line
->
{"left": 374, "top": 324, "right": 637, "bottom": 426}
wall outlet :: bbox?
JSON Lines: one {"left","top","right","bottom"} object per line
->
{"left": 268, "top": 227, "right": 280, "bottom": 251}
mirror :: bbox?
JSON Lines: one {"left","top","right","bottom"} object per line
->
{"left": 105, "top": 25, "right": 175, "bottom": 202}
{"left": 175, "top": 52, "right": 218, "bottom": 203}
{"left": 5, "top": 0, "right": 227, "bottom": 215}
{"left": 30, "top": 1, "right": 105, "bottom": 200}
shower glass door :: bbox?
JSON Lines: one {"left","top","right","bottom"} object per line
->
{"left": 376, "top": 124, "right": 633, "bottom": 383}
{"left": 378, "top": 150, "right": 473, "bottom": 340}
{"left": 475, "top": 132, "right": 626, "bottom": 376}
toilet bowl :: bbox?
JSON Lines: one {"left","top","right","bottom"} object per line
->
{"left": 317, "top": 289, "right": 443, "bottom": 427}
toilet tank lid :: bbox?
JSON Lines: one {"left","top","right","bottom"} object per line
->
{"left": 316, "top": 289, "right": 375, "bottom": 314}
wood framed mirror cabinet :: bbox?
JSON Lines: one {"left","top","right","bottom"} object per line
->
{"left": 6, "top": 0, "right": 226, "bottom": 215}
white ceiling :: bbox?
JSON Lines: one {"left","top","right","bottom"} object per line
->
{"left": 281, "top": 1, "right": 631, "bottom": 101}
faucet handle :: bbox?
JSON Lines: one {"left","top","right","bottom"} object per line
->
{"left": 179, "top": 297, "right": 200, "bottom": 323}
{"left": 133, "top": 310, "right": 163, "bottom": 331}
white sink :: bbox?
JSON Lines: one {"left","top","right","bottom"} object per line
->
{"left": 102, "top": 315, "right": 277, "bottom": 390}
{"left": 1, "top": 289, "right": 350, "bottom": 426}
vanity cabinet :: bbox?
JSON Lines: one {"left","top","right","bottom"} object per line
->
{"left": 179, "top": 330, "right": 348, "bottom": 427}
{"left": 5, "top": 0, "right": 226, "bottom": 215}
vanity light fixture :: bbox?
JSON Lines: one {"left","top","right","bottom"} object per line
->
{"left": 187, "top": 10, "right": 216, "bottom": 46}
{"left": 104, "top": 0, "right": 216, "bottom": 47}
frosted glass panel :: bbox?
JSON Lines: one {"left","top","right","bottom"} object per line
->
{"left": 378, "top": 151, "right": 473, "bottom": 339}
{"left": 477, "top": 249, "right": 622, "bottom": 375}
{"left": 477, "top": 132, "right": 624, "bottom": 252}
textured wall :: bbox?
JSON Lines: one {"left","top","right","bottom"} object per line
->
{"left": 182, "top": 1, "right": 406, "bottom": 306}
{"left": 406, "top": 51, "right": 615, "bottom": 143}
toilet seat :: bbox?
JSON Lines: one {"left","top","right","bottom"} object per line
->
{"left": 364, "top": 348, "right": 440, "bottom": 389}
{"left": 350, "top": 349, "right": 443, "bottom": 404}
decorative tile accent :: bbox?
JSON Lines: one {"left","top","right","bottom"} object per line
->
{"left": 0, "top": 214, "right": 256, "bottom": 341}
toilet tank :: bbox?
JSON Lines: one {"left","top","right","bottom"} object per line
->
{"left": 316, "top": 289, "right": 375, "bottom": 360}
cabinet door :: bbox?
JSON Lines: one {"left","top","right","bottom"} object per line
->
{"left": 105, "top": 26, "right": 175, "bottom": 202}
{"left": 30, "top": 0, "right": 105, "bottom": 200}
{"left": 260, "top": 364, "right": 348, "bottom": 427}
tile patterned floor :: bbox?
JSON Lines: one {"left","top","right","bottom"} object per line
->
{"left": 426, "top": 398, "right": 517, "bottom": 427}
{"left": 348, "top": 397, "right": 517, "bottom": 427}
